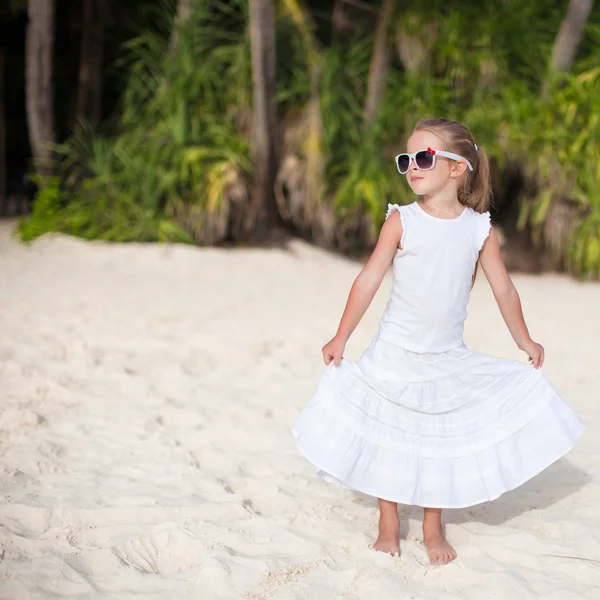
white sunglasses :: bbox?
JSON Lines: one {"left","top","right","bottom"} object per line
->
{"left": 395, "top": 147, "right": 473, "bottom": 174}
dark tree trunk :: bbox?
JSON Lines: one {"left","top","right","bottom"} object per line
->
{"left": 76, "top": 0, "right": 106, "bottom": 129}
{"left": 364, "top": 0, "right": 395, "bottom": 126}
{"left": 549, "top": 0, "right": 594, "bottom": 74}
{"left": 0, "top": 45, "right": 6, "bottom": 214}
{"left": 67, "top": 1, "right": 81, "bottom": 131}
{"left": 248, "top": 0, "right": 278, "bottom": 238}
{"left": 26, "top": 0, "right": 56, "bottom": 179}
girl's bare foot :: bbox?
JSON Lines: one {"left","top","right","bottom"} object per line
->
{"left": 370, "top": 498, "right": 400, "bottom": 557}
{"left": 423, "top": 530, "right": 456, "bottom": 565}
{"left": 423, "top": 507, "right": 456, "bottom": 565}
{"left": 372, "top": 517, "right": 400, "bottom": 556}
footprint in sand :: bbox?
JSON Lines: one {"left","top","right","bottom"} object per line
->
{"left": 111, "top": 527, "right": 206, "bottom": 575}
{"left": 33, "top": 440, "right": 67, "bottom": 475}
{"left": 0, "top": 467, "right": 40, "bottom": 490}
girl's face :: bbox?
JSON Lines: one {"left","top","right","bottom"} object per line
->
{"left": 405, "top": 130, "right": 467, "bottom": 197}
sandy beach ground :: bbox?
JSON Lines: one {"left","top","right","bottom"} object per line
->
{"left": 0, "top": 219, "right": 598, "bottom": 600}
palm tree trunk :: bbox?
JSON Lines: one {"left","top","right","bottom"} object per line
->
{"left": 169, "top": 0, "right": 193, "bottom": 58}
{"left": 550, "top": 0, "right": 594, "bottom": 74}
{"left": 76, "top": 0, "right": 106, "bottom": 129}
{"left": 26, "top": 0, "right": 56, "bottom": 179}
{"left": 0, "top": 45, "right": 6, "bottom": 215}
{"left": 364, "top": 0, "right": 396, "bottom": 126}
{"left": 248, "top": 0, "right": 278, "bottom": 238}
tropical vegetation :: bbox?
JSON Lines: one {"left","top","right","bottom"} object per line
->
{"left": 2, "top": 0, "right": 600, "bottom": 277}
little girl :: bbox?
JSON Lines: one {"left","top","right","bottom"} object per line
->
{"left": 290, "top": 118, "right": 585, "bottom": 566}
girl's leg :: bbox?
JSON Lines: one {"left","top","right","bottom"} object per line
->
{"left": 422, "top": 507, "right": 456, "bottom": 565}
{"left": 371, "top": 498, "right": 400, "bottom": 556}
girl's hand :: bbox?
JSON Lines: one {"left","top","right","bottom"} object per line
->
{"left": 322, "top": 336, "right": 346, "bottom": 366}
{"left": 520, "top": 339, "right": 545, "bottom": 369}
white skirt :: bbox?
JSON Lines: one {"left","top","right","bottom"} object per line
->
{"left": 290, "top": 334, "right": 585, "bottom": 508}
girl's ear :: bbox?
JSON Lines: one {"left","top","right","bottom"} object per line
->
{"left": 451, "top": 161, "right": 468, "bottom": 178}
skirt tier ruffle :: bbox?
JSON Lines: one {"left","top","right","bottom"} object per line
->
{"left": 291, "top": 335, "right": 585, "bottom": 508}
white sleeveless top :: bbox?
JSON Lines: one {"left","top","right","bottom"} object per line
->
{"left": 377, "top": 201, "right": 491, "bottom": 353}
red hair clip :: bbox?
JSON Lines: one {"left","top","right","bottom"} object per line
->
{"left": 427, "top": 147, "right": 436, "bottom": 155}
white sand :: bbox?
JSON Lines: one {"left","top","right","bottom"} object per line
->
{"left": 0, "top": 219, "right": 598, "bottom": 600}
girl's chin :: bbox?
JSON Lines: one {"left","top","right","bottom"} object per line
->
{"left": 408, "top": 182, "right": 427, "bottom": 194}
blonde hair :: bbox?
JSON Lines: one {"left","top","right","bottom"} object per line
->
{"left": 413, "top": 117, "right": 492, "bottom": 214}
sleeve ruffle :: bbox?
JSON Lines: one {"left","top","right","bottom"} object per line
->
{"left": 476, "top": 211, "right": 492, "bottom": 251}
{"left": 385, "top": 203, "right": 406, "bottom": 249}
{"left": 385, "top": 203, "right": 402, "bottom": 220}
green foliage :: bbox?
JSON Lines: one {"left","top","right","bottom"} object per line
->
{"left": 18, "top": 0, "right": 600, "bottom": 276}
{"left": 569, "top": 146, "right": 600, "bottom": 278}
{"left": 332, "top": 135, "right": 407, "bottom": 220}
{"left": 18, "top": 177, "right": 64, "bottom": 242}
{"left": 320, "top": 41, "right": 372, "bottom": 184}
{"left": 499, "top": 67, "right": 600, "bottom": 277}
{"left": 20, "top": 0, "right": 252, "bottom": 245}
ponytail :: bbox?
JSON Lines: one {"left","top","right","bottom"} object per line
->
{"left": 459, "top": 145, "right": 492, "bottom": 214}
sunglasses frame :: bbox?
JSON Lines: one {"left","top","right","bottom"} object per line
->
{"left": 394, "top": 147, "right": 474, "bottom": 175}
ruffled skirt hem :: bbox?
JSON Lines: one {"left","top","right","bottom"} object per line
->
{"left": 290, "top": 335, "right": 585, "bottom": 508}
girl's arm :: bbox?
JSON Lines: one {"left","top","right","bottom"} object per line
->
{"left": 478, "top": 227, "right": 545, "bottom": 368}
{"left": 322, "top": 211, "right": 402, "bottom": 365}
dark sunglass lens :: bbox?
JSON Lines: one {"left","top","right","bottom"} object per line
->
{"left": 415, "top": 150, "right": 434, "bottom": 170}
{"left": 397, "top": 155, "right": 410, "bottom": 173}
